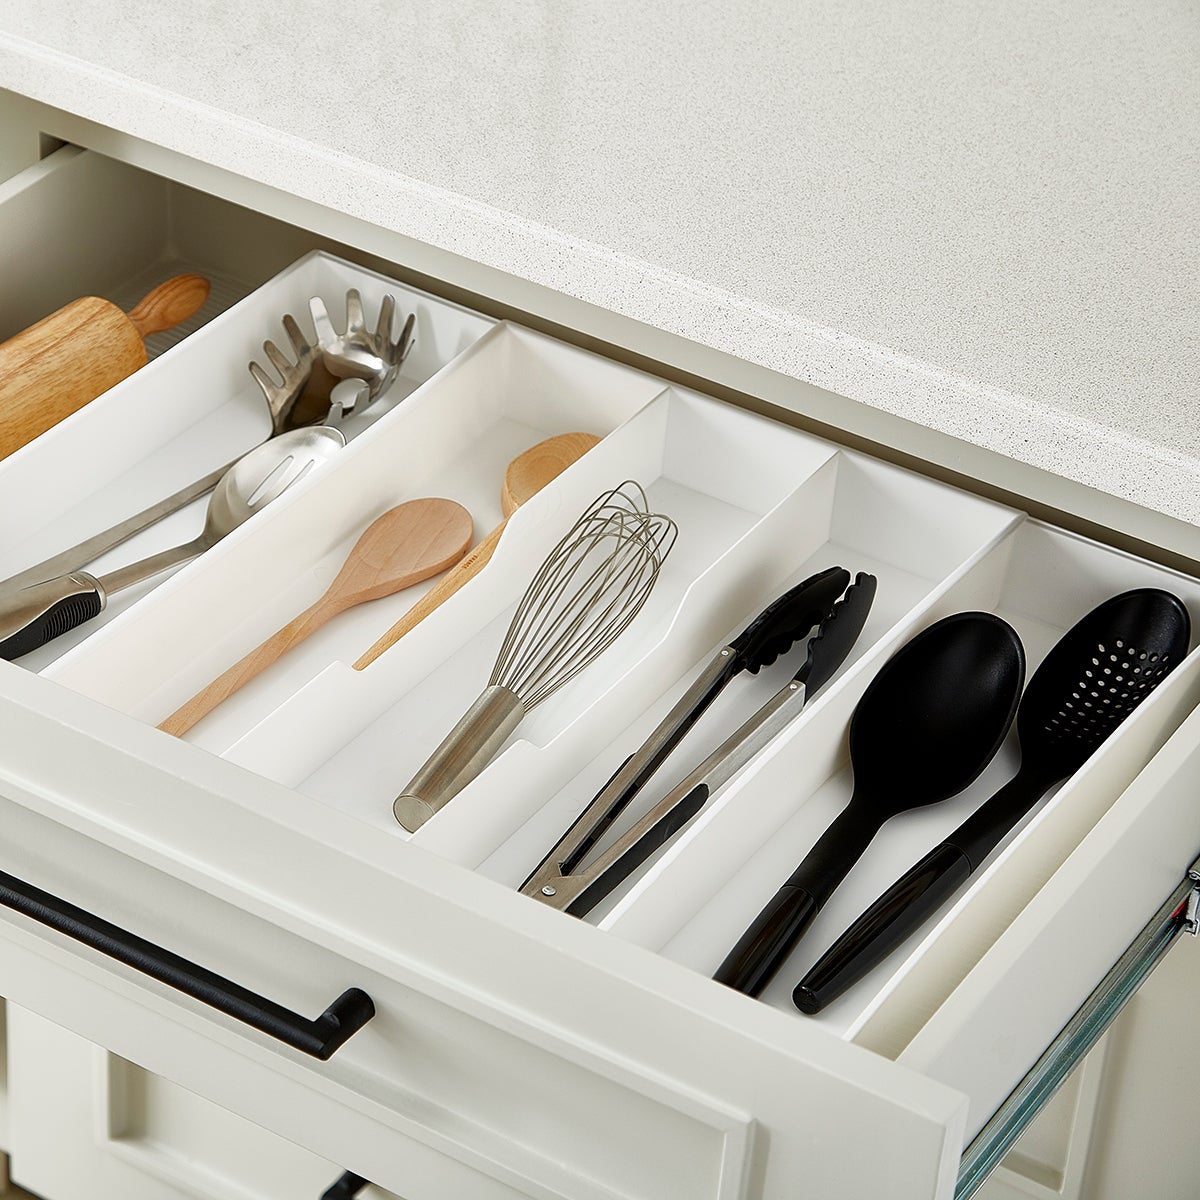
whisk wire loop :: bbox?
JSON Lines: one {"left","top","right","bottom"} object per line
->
{"left": 490, "top": 481, "right": 677, "bottom": 711}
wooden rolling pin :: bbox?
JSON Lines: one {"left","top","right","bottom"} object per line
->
{"left": 0, "top": 273, "right": 211, "bottom": 459}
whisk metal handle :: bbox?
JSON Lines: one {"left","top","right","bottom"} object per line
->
{"left": 393, "top": 685, "right": 527, "bottom": 831}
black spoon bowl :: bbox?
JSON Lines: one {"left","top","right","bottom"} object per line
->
{"left": 794, "top": 587, "right": 1191, "bottom": 1014}
{"left": 713, "top": 611, "right": 1026, "bottom": 998}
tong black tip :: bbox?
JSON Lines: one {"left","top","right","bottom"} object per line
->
{"left": 729, "top": 566, "right": 851, "bottom": 674}
{"left": 795, "top": 572, "right": 878, "bottom": 695}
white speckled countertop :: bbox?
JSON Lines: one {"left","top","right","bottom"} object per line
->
{"left": 0, "top": 2, "right": 1196, "bottom": 523}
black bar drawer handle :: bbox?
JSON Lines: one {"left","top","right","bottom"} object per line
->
{"left": 322, "top": 1171, "right": 369, "bottom": 1199}
{"left": 0, "top": 868, "right": 375, "bottom": 1060}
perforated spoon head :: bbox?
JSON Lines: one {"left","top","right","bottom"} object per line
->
{"left": 1017, "top": 588, "right": 1191, "bottom": 778}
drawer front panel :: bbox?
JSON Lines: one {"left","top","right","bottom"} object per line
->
{"left": 0, "top": 667, "right": 964, "bottom": 1200}
{"left": 8, "top": 1005, "right": 368, "bottom": 1200}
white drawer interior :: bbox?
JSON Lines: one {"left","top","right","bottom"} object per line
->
{"left": 0, "top": 137, "right": 1198, "bottom": 1190}
{"left": 0, "top": 145, "right": 332, "bottom": 353}
{"left": 1, "top": 247, "right": 495, "bottom": 669}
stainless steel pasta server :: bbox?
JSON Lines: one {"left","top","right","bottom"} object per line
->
{"left": 251, "top": 289, "right": 415, "bottom": 429}
{"left": 0, "top": 290, "right": 410, "bottom": 597}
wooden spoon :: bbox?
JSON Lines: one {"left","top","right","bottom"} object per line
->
{"left": 353, "top": 431, "right": 600, "bottom": 670}
{"left": 158, "top": 497, "right": 473, "bottom": 736}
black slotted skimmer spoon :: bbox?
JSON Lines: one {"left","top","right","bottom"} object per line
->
{"left": 713, "top": 611, "right": 1026, "bottom": 998}
{"left": 794, "top": 587, "right": 1191, "bottom": 1015}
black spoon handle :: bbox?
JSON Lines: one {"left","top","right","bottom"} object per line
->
{"left": 793, "top": 843, "right": 972, "bottom": 1013}
{"left": 713, "top": 803, "right": 879, "bottom": 996}
{"left": 792, "top": 766, "right": 1057, "bottom": 1013}
{"left": 948, "top": 761, "right": 1061, "bottom": 868}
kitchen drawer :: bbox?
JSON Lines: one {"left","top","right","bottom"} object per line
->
{"left": 0, "top": 132, "right": 1197, "bottom": 1200}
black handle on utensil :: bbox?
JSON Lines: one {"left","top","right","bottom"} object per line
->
{"left": 0, "top": 573, "right": 105, "bottom": 660}
{"left": 713, "top": 804, "right": 880, "bottom": 996}
{"left": 793, "top": 843, "right": 972, "bottom": 1013}
{"left": 321, "top": 1172, "right": 369, "bottom": 1200}
{"left": 0, "top": 868, "right": 374, "bottom": 1060}
{"left": 948, "top": 762, "right": 1061, "bottom": 868}
{"left": 558, "top": 657, "right": 740, "bottom": 876}
{"left": 792, "top": 765, "right": 1061, "bottom": 1012}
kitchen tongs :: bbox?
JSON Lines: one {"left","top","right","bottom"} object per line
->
{"left": 521, "top": 567, "right": 878, "bottom": 917}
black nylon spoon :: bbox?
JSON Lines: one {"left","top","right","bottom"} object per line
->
{"left": 794, "top": 587, "right": 1192, "bottom": 1014}
{"left": 713, "top": 611, "right": 1025, "bottom": 998}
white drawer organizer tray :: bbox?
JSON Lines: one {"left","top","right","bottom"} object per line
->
{"left": 0, "top": 146, "right": 1199, "bottom": 1200}
{"left": 0, "top": 248, "right": 496, "bottom": 671}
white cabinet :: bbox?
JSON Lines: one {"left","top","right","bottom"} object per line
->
{"left": 0, "top": 94, "right": 1198, "bottom": 1200}
{"left": 6, "top": 1004, "right": 394, "bottom": 1200}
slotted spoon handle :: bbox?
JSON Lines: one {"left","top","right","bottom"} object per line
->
{"left": 0, "top": 572, "right": 107, "bottom": 660}
{"left": 794, "top": 765, "right": 1058, "bottom": 1012}
{"left": 0, "top": 531, "right": 210, "bottom": 659}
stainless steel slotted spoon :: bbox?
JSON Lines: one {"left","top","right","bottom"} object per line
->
{"left": 0, "top": 289, "right": 410, "bottom": 596}
{"left": 0, "top": 426, "right": 345, "bottom": 659}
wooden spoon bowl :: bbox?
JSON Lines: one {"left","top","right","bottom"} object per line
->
{"left": 353, "top": 431, "right": 601, "bottom": 669}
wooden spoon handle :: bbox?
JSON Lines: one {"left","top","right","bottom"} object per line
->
{"left": 126, "top": 274, "right": 211, "bottom": 337}
{"left": 158, "top": 600, "right": 333, "bottom": 737}
{"left": 353, "top": 519, "right": 507, "bottom": 670}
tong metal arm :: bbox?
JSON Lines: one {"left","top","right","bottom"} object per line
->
{"left": 522, "top": 568, "right": 878, "bottom": 917}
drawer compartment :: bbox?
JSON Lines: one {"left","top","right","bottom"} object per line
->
{"left": 0, "top": 243, "right": 495, "bottom": 669}
{"left": 0, "top": 144, "right": 326, "bottom": 360}
{"left": 42, "top": 321, "right": 675, "bottom": 743}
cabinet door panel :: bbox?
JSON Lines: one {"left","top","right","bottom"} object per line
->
{"left": 6, "top": 1004, "right": 388, "bottom": 1200}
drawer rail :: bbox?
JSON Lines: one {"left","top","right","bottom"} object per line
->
{"left": 957, "top": 853, "right": 1200, "bottom": 1197}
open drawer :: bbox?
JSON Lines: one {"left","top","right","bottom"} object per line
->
{"left": 0, "top": 137, "right": 1197, "bottom": 1200}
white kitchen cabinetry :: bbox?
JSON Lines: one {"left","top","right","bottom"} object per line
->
{"left": 6, "top": 1004, "right": 393, "bottom": 1200}
{"left": 0, "top": 91, "right": 1198, "bottom": 1200}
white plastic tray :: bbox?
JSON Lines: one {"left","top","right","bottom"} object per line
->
{"left": 598, "top": 520, "right": 1200, "bottom": 1042}
{"left": 17, "top": 243, "right": 1200, "bottom": 1112}
{"left": 0, "top": 250, "right": 495, "bottom": 669}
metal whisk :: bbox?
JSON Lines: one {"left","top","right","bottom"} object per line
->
{"left": 393, "top": 481, "right": 677, "bottom": 831}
